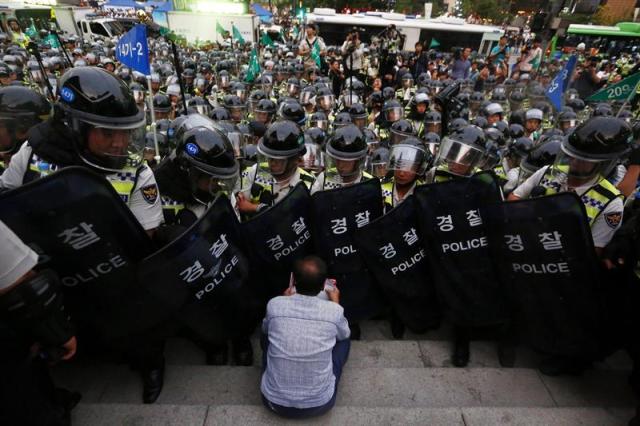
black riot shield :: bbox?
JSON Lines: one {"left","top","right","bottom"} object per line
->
{"left": 138, "top": 194, "right": 251, "bottom": 342}
{"left": 415, "top": 172, "right": 506, "bottom": 327}
{"left": 0, "top": 167, "right": 154, "bottom": 339}
{"left": 482, "top": 193, "right": 604, "bottom": 358}
{"left": 354, "top": 196, "right": 441, "bottom": 332}
{"left": 312, "top": 178, "right": 384, "bottom": 321}
{"left": 240, "top": 183, "right": 314, "bottom": 300}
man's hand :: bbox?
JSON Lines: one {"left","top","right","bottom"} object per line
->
{"left": 326, "top": 286, "right": 340, "bottom": 304}
{"left": 236, "top": 192, "right": 259, "bottom": 214}
{"left": 283, "top": 286, "right": 296, "bottom": 296}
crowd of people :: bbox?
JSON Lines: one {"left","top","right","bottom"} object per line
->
{"left": 1, "top": 12, "right": 640, "bottom": 425}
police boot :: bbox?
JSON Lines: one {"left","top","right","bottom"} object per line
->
{"left": 206, "top": 342, "right": 229, "bottom": 366}
{"left": 539, "top": 355, "right": 590, "bottom": 376}
{"left": 232, "top": 338, "right": 254, "bottom": 366}
{"left": 390, "top": 311, "right": 405, "bottom": 340}
{"left": 142, "top": 364, "right": 164, "bottom": 404}
{"left": 452, "top": 326, "right": 470, "bottom": 368}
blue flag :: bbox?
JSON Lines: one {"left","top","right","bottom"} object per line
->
{"left": 545, "top": 55, "right": 577, "bottom": 110}
{"left": 115, "top": 24, "right": 150, "bottom": 76}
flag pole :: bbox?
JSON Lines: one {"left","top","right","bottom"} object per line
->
{"left": 616, "top": 78, "right": 640, "bottom": 118}
{"left": 26, "top": 42, "right": 55, "bottom": 100}
{"left": 146, "top": 75, "right": 160, "bottom": 162}
{"left": 170, "top": 39, "right": 189, "bottom": 116}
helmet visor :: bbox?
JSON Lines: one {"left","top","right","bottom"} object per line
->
{"left": 227, "top": 131, "right": 245, "bottom": 159}
{"left": 300, "top": 91, "right": 314, "bottom": 105}
{"left": 390, "top": 129, "right": 411, "bottom": 145}
{"left": 194, "top": 104, "right": 211, "bottom": 116}
{"left": 324, "top": 152, "right": 365, "bottom": 182}
{"left": 310, "top": 118, "right": 329, "bottom": 131}
{"left": 287, "top": 83, "right": 300, "bottom": 97}
{"left": 435, "top": 137, "right": 485, "bottom": 176}
{"left": 317, "top": 94, "right": 335, "bottom": 111}
{"left": 384, "top": 107, "right": 404, "bottom": 122}
{"left": 388, "top": 144, "right": 427, "bottom": 174}
{"left": 80, "top": 124, "right": 146, "bottom": 172}
{"left": 132, "top": 89, "right": 145, "bottom": 104}
{"left": 300, "top": 142, "right": 324, "bottom": 172}
{"left": 189, "top": 166, "right": 238, "bottom": 203}
{"left": 551, "top": 148, "right": 613, "bottom": 182}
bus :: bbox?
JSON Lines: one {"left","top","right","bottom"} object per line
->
{"left": 306, "top": 8, "right": 503, "bottom": 54}
{"left": 564, "top": 22, "right": 640, "bottom": 55}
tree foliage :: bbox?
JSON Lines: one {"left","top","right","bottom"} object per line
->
{"left": 462, "top": 0, "right": 510, "bottom": 23}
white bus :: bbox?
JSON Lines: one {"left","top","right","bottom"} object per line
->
{"left": 306, "top": 9, "right": 503, "bottom": 55}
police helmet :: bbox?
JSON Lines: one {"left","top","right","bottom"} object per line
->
{"left": 0, "top": 86, "right": 51, "bottom": 155}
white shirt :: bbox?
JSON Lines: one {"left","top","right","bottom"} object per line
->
{"left": 310, "top": 171, "right": 365, "bottom": 195}
{"left": 512, "top": 166, "right": 623, "bottom": 248}
{"left": 0, "top": 219, "right": 38, "bottom": 291}
{"left": 341, "top": 40, "right": 364, "bottom": 71}
{"left": 242, "top": 163, "right": 307, "bottom": 205}
{"left": 0, "top": 142, "right": 163, "bottom": 231}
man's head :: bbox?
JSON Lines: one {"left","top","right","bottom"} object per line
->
{"left": 415, "top": 42, "right": 423, "bottom": 53}
{"left": 499, "top": 36, "right": 507, "bottom": 47}
{"left": 293, "top": 255, "right": 328, "bottom": 296}
{"left": 306, "top": 24, "right": 318, "bottom": 38}
{"left": 463, "top": 48, "right": 471, "bottom": 59}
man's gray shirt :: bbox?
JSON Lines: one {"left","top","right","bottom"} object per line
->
{"left": 261, "top": 293, "right": 350, "bottom": 408}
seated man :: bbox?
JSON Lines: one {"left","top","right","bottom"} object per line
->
{"left": 260, "top": 256, "right": 350, "bottom": 418}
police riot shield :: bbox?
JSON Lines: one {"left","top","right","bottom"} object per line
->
{"left": 312, "top": 178, "right": 385, "bottom": 321}
{"left": 414, "top": 172, "right": 507, "bottom": 327}
{"left": 0, "top": 167, "right": 154, "bottom": 339}
{"left": 482, "top": 193, "right": 604, "bottom": 358}
{"left": 138, "top": 194, "right": 251, "bottom": 342}
{"left": 354, "top": 196, "right": 441, "bottom": 332}
{"left": 240, "top": 183, "right": 314, "bottom": 300}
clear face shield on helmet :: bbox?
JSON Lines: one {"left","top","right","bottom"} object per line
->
{"left": 352, "top": 115, "right": 367, "bottom": 129}
{"left": 300, "top": 90, "right": 314, "bottom": 106}
{"left": 188, "top": 165, "right": 239, "bottom": 204}
{"left": 390, "top": 129, "right": 411, "bottom": 145}
{"left": 434, "top": 137, "right": 485, "bottom": 177}
{"left": 324, "top": 149, "right": 366, "bottom": 184}
{"left": 193, "top": 103, "right": 211, "bottom": 116}
{"left": 341, "top": 93, "right": 360, "bottom": 109}
{"left": 550, "top": 145, "right": 615, "bottom": 185}
{"left": 317, "top": 94, "right": 335, "bottom": 111}
{"left": 260, "top": 75, "right": 274, "bottom": 94}
{"left": 425, "top": 142, "right": 440, "bottom": 158}
{"left": 287, "top": 83, "right": 300, "bottom": 97}
{"left": 402, "top": 78, "right": 413, "bottom": 90}
{"left": 387, "top": 144, "right": 428, "bottom": 176}
{"left": 234, "top": 88, "right": 247, "bottom": 103}
{"left": 226, "top": 130, "right": 245, "bottom": 159}
{"left": 469, "top": 99, "right": 482, "bottom": 115}
{"left": 301, "top": 142, "right": 324, "bottom": 173}
{"left": 132, "top": 89, "right": 145, "bottom": 104}
{"left": 218, "top": 73, "right": 230, "bottom": 89}
{"left": 257, "top": 150, "right": 299, "bottom": 181}
{"left": 81, "top": 122, "right": 147, "bottom": 173}
{"left": 384, "top": 106, "right": 404, "bottom": 123}
{"left": 425, "top": 120, "right": 441, "bottom": 135}
{"left": 228, "top": 106, "right": 246, "bottom": 123}
{"left": 29, "top": 67, "right": 44, "bottom": 84}
{"left": 310, "top": 116, "right": 329, "bottom": 131}
{"left": 559, "top": 119, "right": 577, "bottom": 133}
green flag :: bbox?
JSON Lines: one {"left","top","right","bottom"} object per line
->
{"left": 261, "top": 31, "right": 274, "bottom": 47}
{"left": 216, "top": 21, "right": 225, "bottom": 35}
{"left": 245, "top": 48, "right": 260, "bottom": 83}
{"left": 429, "top": 38, "right": 440, "bottom": 49}
{"left": 311, "top": 40, "right": 321, "bottom": 68}
{"left": 586, "top": 72, "right": 640, "bottom": 102}
{"left": 548, "top": 35, "right": 558, "bottom": 59}
{"left": 232, "top": 24, "right": 245, "bottom": 44}
{"left": 25, "top": 22, "right": 38, "bottom": 39}
{"left": 44, "top": 34, "right": 60, "bottom": 48}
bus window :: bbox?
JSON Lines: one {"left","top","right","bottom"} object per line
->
{"left": 80, "top": 21, "right": 88, "bottom": 33}
{"left": 419, "top": 29, "right": 483, "bottom": 52}
{"left": 90, "top": 22, "right": 109, "bottom": 37}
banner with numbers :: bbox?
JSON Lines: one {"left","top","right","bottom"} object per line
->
{"left": 139, "top": 194, "right": 250, "bottom": 342}
{"left": 240, "top": 183, "right": 314, "bottom": 300}
{"left": 312, "top": 178, "right": 384, "bottom": 321}
{"left": 0, "top": 167, "right": 154, "bottom": 339}
{"left": 354, "top": 196, "right": 441, "bottom": 332}
{"left": 482, "top": 193, "right": 604, "bottom": 357}
{"left": 415, "top": 172, "right": 507, "bottom": 327}
{"left": 546, "top": 54, "right": 577, "bottom": 110}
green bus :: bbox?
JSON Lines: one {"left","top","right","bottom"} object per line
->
{"left": 564, "top": 22, "right": 640, "bottom": 55}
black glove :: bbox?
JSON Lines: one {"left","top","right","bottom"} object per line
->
{"left": 628, "top": 144, "right": 640, "bottom": 166}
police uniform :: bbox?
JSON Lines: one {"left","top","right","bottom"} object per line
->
{"left": 381, "top": 177, "right": 423, "bottom": 211}
{"left": 1, "top": 142, "right": 164, "bottom": 231}
{"left": 241, "top": 162, "right": 315, "bottom": 207}
{"left": 513, "top": 165, "right": 623, "bottom": 247}
{"left": 310, "top": 170, "right": 372, "bottom": 194}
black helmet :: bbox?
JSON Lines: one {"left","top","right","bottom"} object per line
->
{"left": 153, "top": 93, "right": 171, "bottom": 113}
{"left": 255, "top": 98, "right": 276, "bottom": 116}
{"left": 304, "top": 127, "right": 327, "bottom": 147}
{"left": 383, "top": 99, "right": 404, "bottom": 123}
{"left": 390, "top": 119, "right": 416, "bottom": 144}
{"left": 592, "top": 103, "right": 613, "bottom": 117}
{"left": 508, "top": 123, "right": 525, "bottom": 139}
{"left": 492, "top": 120, "right": 509, "bottom": 136}
{"left": 520, "top": 138, "right": 562, "bottom": 182}
{"left": 449, "top": 117, "right": 468, "bottom": 133}
{"left": 348, "top": 103, "right": 368, "bottom": 120}
{"left": 566, "top": 98, "right": 585, "bottom": 112}
{"left": 382, "top": 86, "right": 396, "bottom": 101}
{"left": 471, "top": 115, "right": 489, "bottom": 129}
{"left": 333, "top": 112, "right": 353, "bottom": 129}
{"left": 387, "top": 137, "right": 431, "bottom": 175}
{"left": 435, "top": 125, "right": 486, "bottom": 176}
{"left": 309, "top": 111, "right": 329, "bottom": 131}
{"left": 279, "top": 100, "right": 306, "bottom": 125}
{"left": 187, "top": 96, "right": 211, "bottom": 116}
{"left": 259, "top": 120, "right": 305, "bottom": 158}
{"left": 0, "top": 86, "right": 51, "bottom": 154}
{"left": 484, "top": 127, "right": 507, "bottom": 148}
{"left": 417, "top": 72, "right": 430, "bottom": 87}
{"left": 509, "top": 109, "right": 526, "bottom": 126}
{"left": 56, "top": 67, "right": 145, "bottom": 172}
{"left": 558, "top": 110, "right": 578, "bottom": 131}
{"left": 507, "top": 136, "right": 534, "bottom": 159}
{"left": 209, "top": 107, "right": 231, "bottom": 121}
{"left": 564, "top": 117, "right": 632, "bottom": 161}
{"left": 326, "top": 124, "right": 367, "bottom": 160}
{"left": 369, "top": 90, "right": 384, "bottom": 106}
{"left": 368, "top": 146, "right": 390, "bottom": 179}
{"left": 175, "top": 126, "right": 239, "bottom": 202}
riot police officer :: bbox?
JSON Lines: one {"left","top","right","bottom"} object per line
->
{"left": 311, "top": 124, "right": 371, "bottom": 193}
{"left": 381, "top": 137, "right": 430, "bottom": 211}
{"left": 0, "top": 86, "right": 51, "bottom": 173}
{"left": 425, "top": 125, "right": 486, "bottom": 183}
{"left": 509, "top": 117, "right": 631, "bottom": 375}
{"left": 237, "top": 120, "right": 315, "bottom": 216}
{"left": 0, "top": 67, "right": 165, "bottom": 402}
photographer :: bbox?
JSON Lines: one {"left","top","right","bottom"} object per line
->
{"left": 341, "top": 29, "right": 365, "bottom": 82}
{"left": 571, "top": 56, "right": 602, "bottom": 99}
